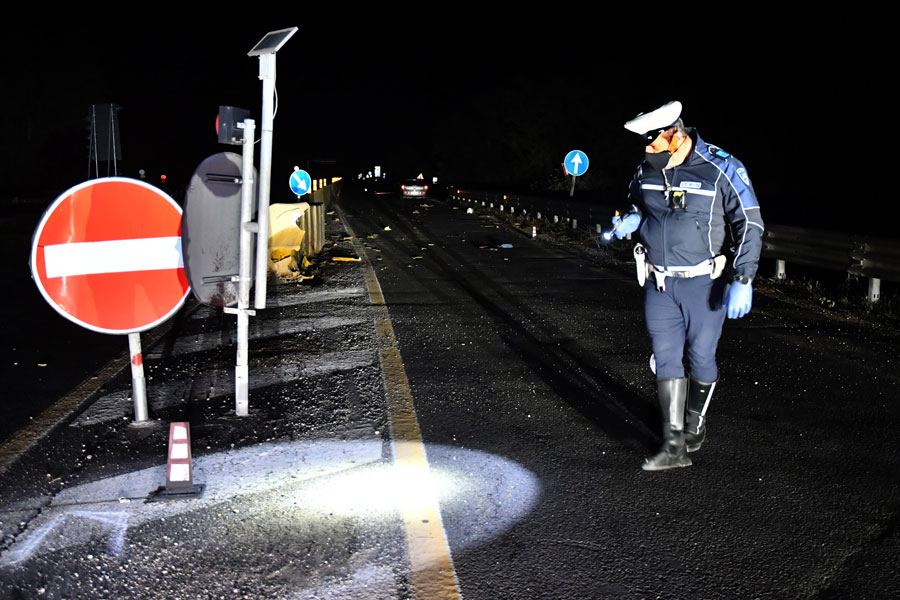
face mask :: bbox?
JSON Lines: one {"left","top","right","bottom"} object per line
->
{"left": 644, "top": 151, "right": 671, "bottom": 170}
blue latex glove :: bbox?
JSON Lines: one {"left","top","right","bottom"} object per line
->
{"left": 726, "top": 281, "right": 753, "bottom": 319}
{"left": 611, "top": 213, "right": 641, "bottom": 239}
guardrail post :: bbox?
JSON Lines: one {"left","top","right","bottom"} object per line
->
{"left": 309, "top": 202, "right": 325, "bottom": 254}
{"left": 869, "top": 278, "right": 881, "bottom": 303}
{"left": 775, "top": 259, "right": 786, "bottom": 280}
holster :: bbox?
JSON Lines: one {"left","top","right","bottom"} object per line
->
{"left": 634, "top": 244, "right": 646, "bottom": 287}
{"left": 710, "top": 255, "right": 727, "bottom": 279}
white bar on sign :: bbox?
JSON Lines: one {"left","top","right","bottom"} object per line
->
{"left": 43, "top": 237, "right": 184, "bottom": 278}
{"left": 172, "top": 424, "right": 188, "bottom": 440}
{"left": 170, "top": 443, "right": 189, "bottom": 459}
{"left": 169, "top": 464, "right": 190, "bottom": 482}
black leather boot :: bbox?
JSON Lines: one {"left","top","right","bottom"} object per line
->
{"left": 642, "top": 378, "right": 692, "bottom": 471}
{"left": 685, "top": 378, "right": 716, "bottom": 453}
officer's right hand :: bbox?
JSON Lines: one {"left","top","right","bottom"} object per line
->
{"left": 612, "top": 213, "right": 641, "bottom": 239}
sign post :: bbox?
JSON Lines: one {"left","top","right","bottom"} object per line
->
{"left": 129, "top": 333, "right": 148, "bottom": 421}
{"left": 30, "top": 178, "right": 190, "bottom": 422}
{"left": 564, "top": 150, "right": 589, "bottom": 197}
{"left": 247, "top": 26, "right": 298, "bottom": 310}
{"left": 182, "top": 121, "right": 259, "bottom": 417}
{"left": 234, "top": 118, "right": 258, "bottom": 416}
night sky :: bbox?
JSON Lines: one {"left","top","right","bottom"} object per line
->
{"left": 1, "top": 10, "right": 895, "bottom": 232}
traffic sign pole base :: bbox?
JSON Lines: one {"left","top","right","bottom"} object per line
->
{"left": 127, "top": 419, "right": 165, "bottom": 430}
{"left": 235, "top": 363, "right": 249, "bottom": 417}
{"left": 146, "top": 484, "right": 205, "bottom": 502}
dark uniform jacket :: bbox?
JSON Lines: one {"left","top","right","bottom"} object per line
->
{"left": 627, "top": 129, "right": 764, "bottom": 281}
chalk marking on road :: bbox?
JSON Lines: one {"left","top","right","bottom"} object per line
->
{"left": 1, "top": 438, "right": 539, "bottom": 576}
{"left": 0, "top": 510, "right": 131, "bottom": 566}
{"left": 338, "top": 207, "right": 463, "bottom": 600}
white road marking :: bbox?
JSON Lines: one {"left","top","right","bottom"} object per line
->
{"left": 43, "top": 237, "right": 183, "bottom": 278}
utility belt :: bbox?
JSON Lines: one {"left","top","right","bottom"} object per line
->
{"left": 633, "top": 244, "right": 726, "bottom": 292}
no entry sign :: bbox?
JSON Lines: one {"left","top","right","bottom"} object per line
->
{"left": 30, "top": 178, "right": 191, "bottom": 334}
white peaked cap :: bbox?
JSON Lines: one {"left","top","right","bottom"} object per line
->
{"left": 624, "top": 101, "right": 683, "bottom": 135}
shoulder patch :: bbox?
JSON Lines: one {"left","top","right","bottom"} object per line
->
{"left": 736, "top": 167, "right": 751, "bottom": 185}
{"left": 710, "top": 146, "right": 731, "bottom": 159}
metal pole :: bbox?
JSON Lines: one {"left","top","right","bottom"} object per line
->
{"left": 254, "top": 53, "right": 277, "bottom": 310}
{"left": 235, "top": 310, "right": 250, "bottom": 416}
{"left": 236, "top": 118, "right": 257, "bottom": 417}
{"left": 90, "top": 105, "right": 99, "bottom": 180}
{"left": 128, "top": 333, "right": 148, "bottom": 422}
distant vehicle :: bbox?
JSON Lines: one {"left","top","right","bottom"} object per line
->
{"left": 401, "top": 179, "right": 428, "bottom": 198}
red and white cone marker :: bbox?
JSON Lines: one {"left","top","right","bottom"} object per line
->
{"left": 148, "top": 422, "right": 204, "bottom": 501}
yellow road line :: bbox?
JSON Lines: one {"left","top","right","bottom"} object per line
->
{"left": 339, "top": 208, "right": 462, "bottom": 600}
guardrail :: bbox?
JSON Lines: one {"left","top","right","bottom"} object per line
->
{"left": 761, "top": 224, "right": 900, "bottom": 303}
{"left": 450, "top": 188, "right": 898, "bottom": 303}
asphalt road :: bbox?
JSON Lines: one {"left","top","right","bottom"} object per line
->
{"left": 339, "top": 183, "right": 900, "bottom": 599}
{"left": 1, "top": 183, "right": 898, "bottom": 598}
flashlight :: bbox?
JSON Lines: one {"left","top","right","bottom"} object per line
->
{"left": 601, "top": 211, "right": 622, "bottom": 242}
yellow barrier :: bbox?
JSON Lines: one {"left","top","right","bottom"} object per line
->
{"left": 268, "top": 202, "right": 309, "bottom": 278}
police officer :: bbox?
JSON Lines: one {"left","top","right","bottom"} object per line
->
{"left": 611, "top": 100, "right": 764, "bottom": 471}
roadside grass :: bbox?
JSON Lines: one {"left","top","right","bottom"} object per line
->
{"left": 753, "top": 273, "right": 900, "bottom": 328}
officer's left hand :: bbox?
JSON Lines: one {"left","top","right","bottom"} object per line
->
{"left": 726, "top": 281, "right": 753, "bottom": 319}
{"left": 612, "top": 213, "right": 641, "bottom": 240}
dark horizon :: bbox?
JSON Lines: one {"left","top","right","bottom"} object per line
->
{"left": 1, "top": 11, "right": 895, "bottom": 232}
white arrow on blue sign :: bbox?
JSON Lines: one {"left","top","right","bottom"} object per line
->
{"left": 564, "top": 150, "right": 589, "bottom": 177}
{"left": 289, "top": 169, "right": 312, "bottom": 196}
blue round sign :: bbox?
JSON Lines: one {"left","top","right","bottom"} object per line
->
{"left": 564, "top": 150, "right": 589, "bottom": 176}
{"left": 289, "top": 169, "right": 312, "bottom": 196}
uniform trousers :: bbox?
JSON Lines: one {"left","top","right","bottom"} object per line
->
{"left": 644, "top": 275, "right": 728, "bottom": 383}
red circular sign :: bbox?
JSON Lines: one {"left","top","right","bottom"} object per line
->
{"left": 30, "top": 178, "right": 191, "bottom": 334}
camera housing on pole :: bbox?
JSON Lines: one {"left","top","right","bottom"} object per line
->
{"left": 217, "top": 106, "right": 250, "bottom": 145}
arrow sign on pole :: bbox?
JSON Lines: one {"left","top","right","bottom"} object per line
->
{"left": 564, "top": 150, "right": 589, "bottom": 177}
{"left": 570, "top": 153, "right": 583, "bottom": 175}
{"left": 289, "top": 169, "right": 311, "bottom": 196}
